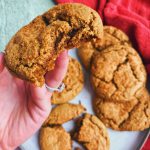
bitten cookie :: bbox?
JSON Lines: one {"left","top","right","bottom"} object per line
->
{"left": 5, "top": 3, "right": 103, "bottom": 86}
{"left": 39, "top": 126, "right": 72, "bottom": 150}
{"left": 78, "top": 26, "right": 131, "bottom": 69}
{"left": 91, "top": 45, "right": 146, "bottom": 102}
{"left": 51, "top": 57, "right": 84, "bottom": 104}
{"left": 94, "top": 88, "right": 150, "bottom": 131}
{"left": 43, "top": 103, "right": 86, "bottom": 125}
{"left": 74, "top": 113, "right": 110, "bottom": 150}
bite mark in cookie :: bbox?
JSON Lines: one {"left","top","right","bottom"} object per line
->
{"left": 78, "top": 26, "right": 131, "bottom": 69}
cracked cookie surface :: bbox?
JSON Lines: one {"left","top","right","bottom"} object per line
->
{"left": 91, "top": 45, "right": 146, "bottom": 102}
{"left": 43, "top": 103, "right": 86, "bottom": 125}
{"left": 51, "top": 57, "right": 84, "bottom": 104}
{"left": 39, "top": 126, "right": 72, "bottom": 150}
{"left": 78, "top": 26, "right": 131, "bottom": 69}
{"left": 5, "top": 3, "right": 103, "bottom": 86}
{"left": 94, "top": 88, "right": 150, "bottom": 131}
{"left": 74, "top": 113, "right": 110, "bottom": 150}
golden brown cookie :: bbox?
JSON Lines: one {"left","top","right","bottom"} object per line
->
{"left": 51, "top": 57, "right": 84, "bottom": 104}
{"left": 94, "top": 88, "right": 150, "bottom": 131}
{"left": 39, "top": 126, "right": 72, "bottom": 150}
{"left": 91, "top": 45, "right": 146, "bottom": 102}
{"left": 78, "top": 26, "right": 131, "bottom": 69}
{"left": 74, "top": 113, "right": 110, "bottom": 150}
{"left": 4, "top": 3, "right": 103, "bottom": 86}
{"left": 43, "top": 103, "right": 86, "bottom": 125}
{"left": 78, "top": 42, "right": 95, "bottom": 69}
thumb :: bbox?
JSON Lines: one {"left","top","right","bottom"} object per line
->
{"left": 28, "top": 83, "right": 51, "bottom": 120}
{"left": 45, "top": 50, "right": 69, "bottom": 88}
{"left": 0, "top": 52, "right": 4, "bottom": 73}
{"left": 28, "top": 83, "right": 52, "bottom": 107}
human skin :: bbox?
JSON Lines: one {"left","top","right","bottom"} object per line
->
{"left": 0, "top": 51, "right": 69, "bottom": 150}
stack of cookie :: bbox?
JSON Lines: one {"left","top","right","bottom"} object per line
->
{"left": 78, "top": 26, "right": 150, "bottom": 131}
{"left": 39, "top": 57, "right": 110, "bottom": 150}
{"left": 4, "top": 2, "right": 150, "bottom": 149}
{"left": 40, "top": 104, "right": 110, "bottom": 150}
{"left": 4, "top": 3, "right": 111, "bottom": 149}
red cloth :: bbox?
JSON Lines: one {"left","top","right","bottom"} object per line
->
{"left": 56, "top": 0, "right": 150, "bottom": 75}
{"left": 142, "top": 135, "right": 150, "bottom": 150}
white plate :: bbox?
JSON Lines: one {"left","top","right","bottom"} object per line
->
{"left": 21, "top": 48, "right": 150, "bottom": 150}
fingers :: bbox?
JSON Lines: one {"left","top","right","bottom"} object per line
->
{"left": 27, "top": 50, "right": 69, "bottom": 108}
{"left": 28, "top": 83, "right": 51, "bottom": 113}
{"left": 45, "top": 50, "right": 69, "bottom": 89}
{"left": 29, "top": 83, "right": 51, "bottom": 100}
{"left": 0, "top": 52, "right": 4, "bottom": 73}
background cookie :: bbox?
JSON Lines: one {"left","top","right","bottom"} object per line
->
{"left": 94, "top": 88, "right": 150, "bottom": 131}
{"left": 5, "top": 3, "right": 103, "bottom": 86}
{"left": 39, "top": 126, "right": 72, "bottom": 150}
{"left": 43, "top": 103, "right": 86, "bottom": 125}
{"left": 78, "top": 26, "right": 131, "bottom": 69}
{"left": 51, "top": 57, "right": 84, "bottom": 104}
{"left": 77, "top": 42, "right": 95, "bottom": 69}
{"left": 91, "top": 45, "right": 146, "bottom": 102}
{"left": 74, "top": 113, "right": 110, "bottom": 150}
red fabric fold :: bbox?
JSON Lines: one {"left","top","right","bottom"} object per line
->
{"left": 55, "top": 0, "right": 150, "bottom": 77}
{"left": 104, "top": 0, "right": 150, "bottom": 66}
{"left": 142, "top": 135, "right": 150, "bottom": 150}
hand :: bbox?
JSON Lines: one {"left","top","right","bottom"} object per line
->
{"left": 0, "top": 51, "right": 69, "bottom": 150}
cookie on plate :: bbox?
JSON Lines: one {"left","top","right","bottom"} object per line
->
{"left": 91, "top": 45, "right": 146, "bottom": 102}
{"left": 78, "top": 42, "right": 95, "bottom": 69}
{"left": 5, "top": 3, "right": 103, "bottom": 86}
{"left": 51, "top": 57, "right": 84, "bottom": 104}
{"left": 94, "top": 88, "right": 150, "bottom": 131}
{"left": 43, "top": 103, "right": 86, "bottom": 126}
{"left": 74, "top": 113, "right": 110, "bottom": 150}
{"left": 78, "top": 26, "right": 131, "bottom": 69}
{"left": 39, "top": 126, "right": 72, "bottom": 150}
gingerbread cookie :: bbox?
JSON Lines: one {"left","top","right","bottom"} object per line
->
{"left": 78, "top": 26, "right": 131, "bottom": 69}
{"left": 94, "top": 88, "right": 150, "bottom": 131}
{"left": 39, "top": 126, "right": 72, "bottom": 150}
{"left": 4, "top": 3, "right": 103, "bottom": 86}
{"left": 43, "top": 103, "right": 86, "bottom": 126}
{"left": 91, "top": 45, "right": 146, "bottom": 102}
{"left": 78, "top": 42, "right": 95, "bottom": 69}
{"left": 51, "top": 57, "right": 84, "bottom": 104}
{"left": 74, "top": 113, "right": 110, "bottom": 150}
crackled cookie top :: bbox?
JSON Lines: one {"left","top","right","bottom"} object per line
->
{"left": 91, "top": 45, "right": 146, "bottom": 102}
{"left": 43, "top": 103, "right": 86, "bottom": 125}
{"left": 78, "top": 26, "right": 131, "bottom": 69}
{"left": 94, "top": 88, "right": 150, "bottom": 131}
{"left": 51, "top": 57, "right": 84, "bottom": 104}
{"left": 5, "top": 3, "right": 103, "bottom": 86}
{"left": 74, "top": 113, "right": 110, "bottom": 150}
{"left": 39, "top": 126, "right": 72, "bottom": 150}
